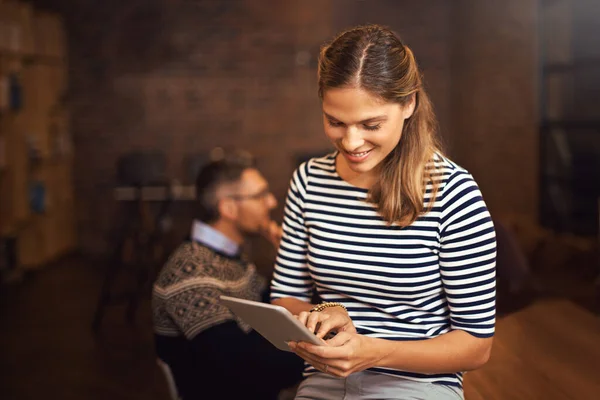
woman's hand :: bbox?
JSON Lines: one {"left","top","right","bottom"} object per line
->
{"left": 288, "top": 331, "right": 387, "bottom": 377}
{"left": 296, "top": 306, "right": 356, "bottom": 339}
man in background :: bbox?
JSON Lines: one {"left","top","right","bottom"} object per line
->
{"left": 152, "top": 150, "right": 303, "bottom": 400}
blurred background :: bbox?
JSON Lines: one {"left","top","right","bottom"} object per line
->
{"left": 0, "top": 0, "right": 598, "bottom": 399}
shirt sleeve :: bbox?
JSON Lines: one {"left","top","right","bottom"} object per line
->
{"left": 270, "top": 162, "right": 314, "bottom": 302}
{"left": 165, "top": 286, "right": 239, "bottom": 339}
{"left": 439, "top": 170, "right": 497, "bottom": 338}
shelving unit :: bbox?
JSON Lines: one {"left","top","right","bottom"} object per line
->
{"left": 539, "top": 0, "right": 600, "bottom": 236}
{"left": 0, "top": 0, "right": 75, "bottom": 270}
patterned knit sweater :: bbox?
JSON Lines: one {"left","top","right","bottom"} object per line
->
{"left": 152, "top": 241, "right": 266, "bottom": 339}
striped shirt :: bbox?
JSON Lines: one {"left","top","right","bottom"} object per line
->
{"left": 270, "top": 152, "right": 496, "bottom": 389}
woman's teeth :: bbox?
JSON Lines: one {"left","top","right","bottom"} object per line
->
{"left": 348, "top": 150, "right": 370, "bottom": 156}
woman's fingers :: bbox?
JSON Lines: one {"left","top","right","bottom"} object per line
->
{"left": 291, "top": 342, "right": 348, "bottom": 377}
{"left": 298, "top": 308, "right": 354, "bottom": 339}
{"left": 290, "top": 331, "right": 363, "bottom": 378}
{"left": 296, "top": 311, "right": 310, "bottom": 326}
{"left": 314, "top": 316, "right": 338, "bottom": 339}
{"left": 325, "top": 330, "right": 352, "bottom": 345}
{"left": 314, "top": 312, "right": 354, "bottom": 338}
{"left": 292, "top": 344, "right": 327, "bottom": 367}
{"left": 306, "top": 311, "right": 327, "bottom": 334}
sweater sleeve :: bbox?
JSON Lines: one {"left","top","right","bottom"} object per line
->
{"left": 165, "top": 286, "right": 238, "bottom": 339}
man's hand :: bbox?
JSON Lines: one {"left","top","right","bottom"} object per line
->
{"left": 261, "top": 220, "right": 283, "bottom": 249}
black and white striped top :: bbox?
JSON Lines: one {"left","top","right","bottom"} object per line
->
{"left": 270, "top": 152, "right": 496, "bottom": 388}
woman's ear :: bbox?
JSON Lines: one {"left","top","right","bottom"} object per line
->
{"left": 402, "top": 93, "right": 416, "bottom": 120}
{"left": 218, "top": 197, "right": 238, "bottom": 221}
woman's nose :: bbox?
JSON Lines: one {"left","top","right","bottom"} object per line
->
{"left": 341, "top": 127, "right": 364, "bottom": 151}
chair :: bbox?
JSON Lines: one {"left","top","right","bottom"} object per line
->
{"left": 184, "top": 153, "right": 210, "bottom": 184}
{"left": 92, "top": 151, "right": 173, "bottom": 334}
{"left": 156, "top": 358, "right": 181, "bottom": 400}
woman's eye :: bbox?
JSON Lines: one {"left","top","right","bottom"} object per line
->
{"left": 363, "top": 124, "right": 381, "bottom": 131}
{"left": 327, "top": 120, "right": 344, "bottom": 127}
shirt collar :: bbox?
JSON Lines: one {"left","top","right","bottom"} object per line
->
{"left": 191, "top": 220, "right": 240, "bottom": 257}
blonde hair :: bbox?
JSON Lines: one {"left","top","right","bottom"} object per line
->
{"left": 318, "top": 24, "right": 442, "bottom": 226}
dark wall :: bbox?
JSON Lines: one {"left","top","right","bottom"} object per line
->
{"left": 31, "top": 0, "right": 539, "bottom": 262}
{"left": 450, "top": 0, "right": 539, "bottom": 222}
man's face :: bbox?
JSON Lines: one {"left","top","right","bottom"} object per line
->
{"left": 230, "top": 168, "right": 277, "bottom": 237}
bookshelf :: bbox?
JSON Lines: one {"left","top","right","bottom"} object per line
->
{"left": 539, "top": 0, "right": 600, "bottom": 236}
{"left": 0, "top": 0, "right": 75, "bottom": 270}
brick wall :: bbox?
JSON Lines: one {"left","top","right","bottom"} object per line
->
{"left": 30, "top": 0, "right": 539, "bottom": 268}
{"left": 450, "top": 0, "right": 539, "bottom": 221}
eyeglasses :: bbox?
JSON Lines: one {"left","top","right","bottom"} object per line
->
{"left": 229, "top": 187, "right": 271, "bottom": 201}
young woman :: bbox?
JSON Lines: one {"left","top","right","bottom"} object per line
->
{"left": 270, "top": 24, "right": 496, "bottom": 400}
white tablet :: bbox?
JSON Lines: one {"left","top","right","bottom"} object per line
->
{"left": 220, "top": 295, "right": 325, "bottom": 352}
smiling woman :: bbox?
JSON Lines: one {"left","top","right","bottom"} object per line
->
{"left": 270, "top": 24, "right": 496, "bottom": 400}
{"left": 317, "top": 24, "right": 441, "bottom": 227}
{"left": 321, "top": 86, "right": 414, "bottom": 191}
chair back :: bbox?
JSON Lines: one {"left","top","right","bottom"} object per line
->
{"left": 156, "top": 358, "right": 181, "bottom": 400}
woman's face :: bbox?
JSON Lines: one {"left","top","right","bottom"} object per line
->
{"left": 322, "top": 87, "right": 414, "bottom": 182}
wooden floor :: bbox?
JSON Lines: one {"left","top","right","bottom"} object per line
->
{"left": 0, "top": 257, "right": 170, "bottom": 400}
{"left": 1, "top": 256, "right": 599, "bottom": 399}
{"left": 464, "top": 299, "right": 600, "bottom": 399}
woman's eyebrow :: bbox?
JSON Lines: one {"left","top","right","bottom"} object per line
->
{"left": 323, "top": 112, "right": 388, "bottom": 124}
